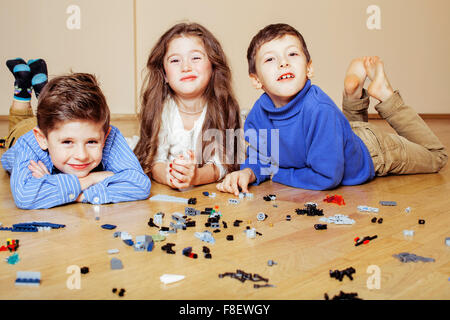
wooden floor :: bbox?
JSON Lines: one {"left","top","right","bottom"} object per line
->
{"left": 0, "top": 118, "right": 449, "bottom": 300}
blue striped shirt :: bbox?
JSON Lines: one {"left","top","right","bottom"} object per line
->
{"left": 1, "top": 126, "right": 151, "bottom": 209}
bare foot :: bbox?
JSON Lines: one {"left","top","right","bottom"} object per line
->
{"left": 366, "top": 57, "right": 394, "bottom": 102}
{"left": 343, "top": 57, "right": 367, "bottom": 100}
{"left": 364, "top": 56, "right": 377, "bottom": 81}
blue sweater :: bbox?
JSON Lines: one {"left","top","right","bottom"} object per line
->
{"left": 241, "top": 80, "right": 375, "bottom": 190}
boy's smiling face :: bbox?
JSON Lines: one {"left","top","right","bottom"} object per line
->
{"left": 33, "top": 120, "right": 106, "bottom": 178}
{"left": 251, "top": 34, "right": 313, "bottom": 108}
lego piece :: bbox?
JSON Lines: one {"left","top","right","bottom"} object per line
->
{"left": 257, "top": 213, "right": 267, "bottom": 221}
{"left": 319, "top": 214, "right": 355, "bottom": 225}
{"left": 244, "top": 228, "right": 256, "bottom": 238}
{"left": 267, "top": 260, "right": 277, "bottom": 266}
{"left": 149, "top": 194, "right": 196, "bottom": 205}
{"left": 222, "top": 221, "right": 228, "bottom": 228}
{"left": 329, "top": 267, "right": 355, "bottom": 281}
{"left": 323, "top": 194, "right": 345, "bottom": 206}
{"left": 110, "top": 258, "right": 123, "bottom": 270}
{"left": 228, "top": 199, "right": 240, "bottom": 205}
{"left": 254, "top": 284, "right": 276, "bottom": 288}
{"left": 219, "top": 269, "right": 269, "bottom": 283}
{"left": 295, "top": 203, "right": 324, "bottom": 216}
{"left": 5, "top": 252, "right": 20, "bottom": 265}
{"left": 263, "top": 194, "right": 276, "bottom": 201}
{"left": 354, "top": 235, "right": 378, "bottom": 246}
{"left": 393, "top": 252, "right": 435, "bottom": 263}
{"left": 151, "top": 234, "right": 166, "bottom": 242}
{"left": 405, "top": 207, "right": 411, "bottom": 213}
{"left": 123, "top": 239, "right": 134, "bottom": 246}
{"left": 80, "top": 267, "right": 89, "bottom": 274}
{"left": 233, "top": 220, "right": 243, "bottom": 227}
{"left": 208, "top": 192, "right": 216, "bottom": 198}
{"left": 403, "top": 230, "right": 414, "bottom": 237}
{"left": 161, "top": 243, "right": 176, "bottom": 254}
{"left": 185, "top": 207, "right": 200, "bottom": 216}
{"left": 286, "top": 215, "right": 291, "bottom": 221}
{"left": 418, "top": 219, "right": 425, "bottom": 225}
{"left": 371, "top": 217, "right": 377, "bottom": 223}
{"left": 182, "top": 247, "right": 198, "bottom": 259}
{"left": 108, "top": 248, "right": 120, "bottom": 254}
{"left": 202, "top": 191, "right": 209, "bottom": 196}
{"left": 160, "top": 274, "right": 185, "bottom": 284}
{"left": 377, "top": 218, "right": 383, "bottom": 224}
{"left": 446, "top": 237, "right": 450, "bottom": 246}
{"left": 134, "top": 235, "right": 153, "bottom": 252}
{"left": 314, "top": 224, "right": 327, "bottom": 230}
{"left": 357, "top": 205, "right": 379, "bottom": 213}
{"left": 226, "top": 235, "right": 234, "bottom": 241}
{"left": 324, "top": 291, "right": 362, "bottom": 300}
{"left": 15, "top": 271, "right": 41, "bottom": 286}
{"left": 101, "top": 224, "right": 117, "bottom": 230}
{"left": 202, "top": 246, "right": 212, "bottom": 259}
{"left": 195, "top": 231, "right": 215, "bottom": 244}
{"left": 148, "top": 218, "right": 159, "bottom": 228}
{"left": 154, "top": 212, "right": 164, "bottom": 225}
{"left": 379, "top": 201, "right": 397, "bottom": 206}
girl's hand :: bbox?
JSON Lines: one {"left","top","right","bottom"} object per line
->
{"left": 216, "top": 168, "right": 255, "bottom": 196}
{"left": 168, "top": 150, "right": 197, "bottom": 189}
{"left": 28, "top": 160, "right": 50, "bottom": 178}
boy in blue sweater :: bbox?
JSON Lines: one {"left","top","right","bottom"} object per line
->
{"left": 217, "top": 24, "right": 447, "bottom": 195}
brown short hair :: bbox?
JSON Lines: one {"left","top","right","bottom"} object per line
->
{"left": 247, "top": 23, "right": 311, "bottom": 75}
{"left": 37, "top": 73, "right": 110, "bottom": 136}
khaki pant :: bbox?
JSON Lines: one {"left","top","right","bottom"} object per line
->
{"left": 343, "top": 90, "right": 448, "bottom": 176}
{"left": 5, "top": 105, "right": 37, "bottom": 149}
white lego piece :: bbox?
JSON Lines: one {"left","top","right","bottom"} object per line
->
{"left": 445, "top": 237, "right": 450, "bottom": 246}
{"left": 108, "top": 249, "right": 120, "bottom": 254}
{"left": 357, "top": 205, "right": 379, "bottom": 213}
{"left": 319, "top": 214, "right": 355, "bottom": 225}
{"left": 150, "top": 194, "right": 189, "bottom": 204}
{"left": 228, "top": 199, "right": 240, "bottom": 205}
{"left": 208, "top": 192, "right": 216, "bottom": 198}
{"left": 403, "top": 230, "right": 415, "bottom": 237}
{"left": 194, "top": 231, "right": 215, "bottom": 244}
{"left": 405, "top": 207, "right": 411, "bottom": 213}
{"left": 120, "top": 232, "right": 132, "bottom": 241}
{"left": 154, "top": 212, "right": 164, "bottom": 225}
{"left": 245, "top": 228, "right": 256, "bottom": 238}
{"left": 160, "top": 274, "right": 185, "bottom": 284}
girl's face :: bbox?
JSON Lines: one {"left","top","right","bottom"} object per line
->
{"left": 163, "top": 35, "right": 213, "bottom": 100}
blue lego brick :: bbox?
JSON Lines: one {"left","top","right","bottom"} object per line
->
{"left": 101, "top": 224, "right": 117, "bottom": 230}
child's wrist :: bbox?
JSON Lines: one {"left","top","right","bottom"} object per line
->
{"left": 243, "top": 168, "right": 256, "bottom": 183}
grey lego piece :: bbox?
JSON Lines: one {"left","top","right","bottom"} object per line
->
{"left": 228, "top": 199, "right": 240, "bottom": 205}
{"left": 185, "top": 207, "right": 200, "bottom": 216}
{"left": 134, "top": 235, "right": 153, "bottom": 251}
{"left": 319, "top": 214, "right": 355, "bottom": 225}
{"left": 110, "top": 258, "right": 124, "bottom": 269}
{"left": 393, "top": 252, "right": 435, "bottom": 263}
{"left": 108, "top": 248, "right": 120, "bottom": 254}
{"left": 267, "top": 260, "right": 277, "bottom": 266}
{"left": 405, "top": 207, "right": 411, "bottom": 213}
{"left": 379, "top": 201, "right": 397, "bottom": 206}
{"left": 445, "top": 237, "right": 450, "bottom": 246}
{"left": 172, "top": 212, "right": 186, "bottom": 223}
{"left": 257, "top": 213, "right": 267, "bottom": 221}
{"left": 195, "top": 231, "right": 215, "bottom": 244}
{"left": 245, "top": 228, "right": 256, "bottom": 238}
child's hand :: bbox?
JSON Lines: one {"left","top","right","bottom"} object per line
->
{"left": 79, "top": 171, "right": 114, "bottom": 190}
{"left": 168, "top": 150, "right": 197, "bottom": 189}
{"left": 28, "top": 160, "right": 50, "bottom": 178}
{"left": 216, "top": 168, "right": 255, "bottom": 196}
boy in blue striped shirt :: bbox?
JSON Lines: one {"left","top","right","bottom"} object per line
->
{"left": 1, "top": 58, "right": 151, "bottom": 209}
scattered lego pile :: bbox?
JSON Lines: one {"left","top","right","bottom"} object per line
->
{"left": 3, "top": 192, "right": 445, "bottom": 301}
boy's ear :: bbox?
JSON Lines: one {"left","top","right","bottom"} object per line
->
{"left": 306, "top": 60, "right": 314, "bottom": 79}
{"left": 32, "top": 127, "right": 48, "bottom": 150}
{"left": 249, "top": 73, "right": 263, "bottom": 90}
